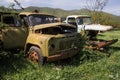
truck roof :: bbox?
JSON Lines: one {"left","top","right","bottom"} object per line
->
{"left": 67, "top": 15, "right": 90, "bottom": 18}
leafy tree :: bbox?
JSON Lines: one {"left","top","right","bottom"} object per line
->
{"left": 84, "top": 0, "right": 109, "bottom": 24}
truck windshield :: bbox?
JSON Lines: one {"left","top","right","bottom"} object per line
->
{"left": 77, "top": 17, "right": 92, "bottom": 25}
{"left": 28, "top": 14, "right": 55, "bottom": 26}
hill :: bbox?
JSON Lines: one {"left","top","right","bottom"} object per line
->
{"left": 18, "top": 6, "right": 120, "bottom": 28}
{"left": 19, "top": 6, "right": 90, "bottom": 17}
{"left": 0, "top": 6, "right": 119, "bottom": 18}
{"left": 0, "top": 6, "right": 120, "bottom": 27}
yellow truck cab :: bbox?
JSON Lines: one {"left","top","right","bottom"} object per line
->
{"left": 0, "top": 11, "right": 79, "bottom": 65}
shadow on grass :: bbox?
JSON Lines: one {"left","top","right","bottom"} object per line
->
{"left": 107, "top": 46, "right": 120, "bottom": 51}
{"left": 105, "top": 46, "right": 120, "bottom": 55}
{"left": 109, "top": 28, "right": 120, "bottom": 32}
{"left": 1, "top": 46, "right": 119, "bottom": 79}
{"left": 0, "top": 51, "right": 35, "bottom": 79}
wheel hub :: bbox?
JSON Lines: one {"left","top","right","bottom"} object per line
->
{"left": 29, "top": 51, "right": 39, "bottom": 62}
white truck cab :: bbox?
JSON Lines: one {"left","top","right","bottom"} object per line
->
{"left": 65, "top": 15, "right": 112, "bottom": 33}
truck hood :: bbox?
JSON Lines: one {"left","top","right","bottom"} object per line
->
{"left": 83, "top": 24, "right": 113, "bottom": 31}
{"left": 33, "top": 23, "right": 75, "bottom": 30}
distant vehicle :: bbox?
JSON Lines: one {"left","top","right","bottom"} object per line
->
{"left": 64, "top": 15, "right": 118, "bottom": 50}
{"left": 64, "top": 15, "right": 112, "bottom": 32}
{"left": 0, "top": 11, "right": 79, "bottom": 65}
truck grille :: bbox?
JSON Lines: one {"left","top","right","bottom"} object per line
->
{"left": 48, "top": 35, "right": 77, "bottom": 56}
{"left": 59, "top": 39, "right": 74, "bottom": 50}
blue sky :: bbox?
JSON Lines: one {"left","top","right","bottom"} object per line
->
{"left": 0, "top": 0, "right": 120, "bottom": 16}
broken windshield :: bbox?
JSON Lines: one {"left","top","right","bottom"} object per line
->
{"left": 28, "top": 14, "right": 55, "bottom": 26}
{"left": 77, "top": 17, "right": 92, "bottom": 25}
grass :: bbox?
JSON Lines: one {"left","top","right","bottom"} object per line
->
{"left": 0, "top": 28, "right": 120, "bottom": 80}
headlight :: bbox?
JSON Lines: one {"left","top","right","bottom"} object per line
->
{"left": 40, "top": 41, "right": 43, "bottom": 44}
{"left": 49, "top": 44, "right": 55, "bottom": 51}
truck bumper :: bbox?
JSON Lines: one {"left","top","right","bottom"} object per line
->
{"left": 47, "top": 49, "right": 78, "bottom": 61}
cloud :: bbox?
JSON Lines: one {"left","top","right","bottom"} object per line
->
{"left": 0, "top": 0, "right": 120, "bottom": 15}
{"left": 11, "top": 0, "right": 85, "bottom": 10}
{"left": 0, "top": 0, "right": 13, "bottom": 7}
{"left": 104, "top": 0, "right": 120, "bottom": 15}
{"left": 48, "top": 0, "right": 84, "bottom": 10}
{"left": 104, "top": 5, "right": 120, "bottom": 15}
{"left": 2, "top": 0, "right": 13, "bottom": 2}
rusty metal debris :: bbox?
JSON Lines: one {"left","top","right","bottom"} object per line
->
{"left": 85, "top": 39, "right": 118, "bottom": 50}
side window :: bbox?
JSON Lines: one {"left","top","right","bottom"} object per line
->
{"left": 3, "top": 16, "right": 14, "bottom": 25}
{"left": 67, "top": 17, "right": 77, "bottom": 26}
{"left": 20, "top": 15, "right": 28, "bottom": 27}
{"left": 77, "top": 18, "right": 83, "bottom": 25}
{"left": 3, "top": 16, "right": 21, "bottom": 27}
{"left": 14, "top": 17, "right": 21, "bottom": 27}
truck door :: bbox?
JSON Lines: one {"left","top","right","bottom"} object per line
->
{"left": 1, "top": 15, "right": 28, "bottom": 49}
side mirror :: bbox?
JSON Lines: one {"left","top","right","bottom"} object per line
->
{"left": 82, "top": 24, "right": 86, "bottom": 31}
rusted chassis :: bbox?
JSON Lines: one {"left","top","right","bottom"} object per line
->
{"left": 47, "top": 49, "right": 78, "bottom": 61}
{"left": 85, "top": 39, "right": 118, "bottom": 50}
{"left": 29, "top": 48, "right": 78, "bottom": 62}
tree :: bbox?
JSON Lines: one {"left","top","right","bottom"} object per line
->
{"left": 14, "top": 0, "right": 24, "bottom": 10}
{"left": 9, "top": 3, "right": 15, "bottom": 9}
{"left": 84, "top": 0, "right": 109, "bottom": 24}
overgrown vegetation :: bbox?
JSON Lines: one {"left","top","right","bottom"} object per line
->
{"left": 0, "top": 28, "right": 120, "bottom": 80}
{"left": 0, "top": 6, "right": 120, "bottom": 80}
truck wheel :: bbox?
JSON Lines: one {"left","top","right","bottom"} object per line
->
{"left": 28, "top": 46, "right": 45, "bottom": 65}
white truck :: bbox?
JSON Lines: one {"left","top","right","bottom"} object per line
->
{"left": 64, "top": 15, "right": 118, "bottom": 51}
{"left": 64, "top": 15, "right": 112, "bottom": 33}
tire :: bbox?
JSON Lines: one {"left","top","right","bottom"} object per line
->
{"left": 28, "top": 46, "right": 45, "bottom": 65}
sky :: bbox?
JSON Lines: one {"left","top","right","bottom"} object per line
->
{"left": 0, "top": 0, "right": 120, "bottom": 16}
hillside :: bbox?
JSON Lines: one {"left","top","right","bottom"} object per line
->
{"left": 0, "top": 6, "right": 120, "bottom": 27}
{"left": 18, "top": 6, "right": 90, "bottom": 17}
{"left": 20, "top": 6, "right": 119, "bottom": 17}
{"left": 0, "top": 6, "right": 119, "bottom": 18}
{"left": 22, "top": 6, "right": 120, "bottom": 27}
